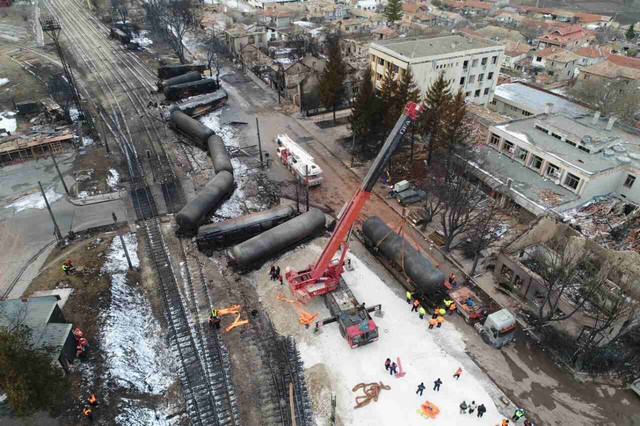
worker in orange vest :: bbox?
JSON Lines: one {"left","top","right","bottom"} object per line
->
{"left": 501, "top": 419, "right": 510, "bottom": 426}
{"left": 411, "top": 298, "right": 420, "bottom": 313}
{"left": 428, "top": 317, "right": 437, "bottom": 330}
{"left": 88, "top": 393, "right": 97, "bottom": 407}
{"left": 449, "top": 302, "right": 456, "bottom": 315}
{"left": 432, "top": 308, "right": 440, "bottom": 319}
{"left": 453, "top": 367, "right": 463, "bottom": 380}
{"left": 82, "top": 405, "right": 93, "bottom": 421}
{"left": 436, "top": 315, "right": 445, "bottom": 328}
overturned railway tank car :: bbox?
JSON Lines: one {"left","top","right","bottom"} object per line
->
{"left": 362, "top": 216, "right": 445, "bottom": 300}
{"left": 196, "top": 205, "right": 297, "bottom": 249}
{"left": 164, "top": 79, "right": 219, "bottom": 101}
{"left": 157, "top": 71, "right": 203, "bottom": 90}
{"left": 207, "top": 135, "right": 233, "bottom": 175}
{"left": 228, "top": 208, "right": 326, "bottom": 268}
{"left": 176, "top": 170, "right": 234, "bottom": 232}
{"left": 158, "top": 63, "right": 207, "bottom": 79}
{"left": 169, "top": 110, "right": 214, "bottom": 147}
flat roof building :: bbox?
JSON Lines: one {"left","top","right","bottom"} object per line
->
{"left": 369, "top": 34, "right": 505, "bottom": 105}
{"left": 489, "top": 82, "right": 590, "bottom": 119}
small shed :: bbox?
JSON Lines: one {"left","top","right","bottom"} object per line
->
{"left": 0, "top": 296, "right": 76, "bottom": 371}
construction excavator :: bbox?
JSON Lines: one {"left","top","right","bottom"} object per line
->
{"left": 285, "top": 102, "right": 423, "bottom": 348}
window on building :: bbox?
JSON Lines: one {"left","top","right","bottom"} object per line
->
{"left": 546, "top": 163, "right": 560, "bottom": 178}
{"left": 393, "top": 65, "right": 399, "bottom": 73}
{"left": 484, "top": 88, "right": 490, "bottom": 95}
{"left": 469, "top": 75, "right": 476, "bottom": 83}
{"left": 460, "top": 76, "right": 465, "bottom": 85}
{"left": 489, "top": 133, "right": 500, "bottom": 146}
{"left": 516, "top": 148, "right": 528, "bottom": 162}
{"left": 474, "top": 89, "right": 481, "bottom": 97}
{"left": 248, "top": 35, "right": 255, "bottom": 44}
{"left": 465, "top": 91, "right": 472, "bottom": 97}
{"left": 522, "top": 111, "right": 533, "bottom": 117}
{"left": 578, "top": 146, "right": 590, "bottom": 153}
{"left": 535, "top": 124, "right": 549, "bottom": 134}
{"left": 463, "top": 60, "right": 469, "bottom": 68}
{"left": 478, "top": 73, "right": 484, "bottom": 82}
{"left": 564, "top": 173, "right": 580, "bottom": 190}
{"left": 492, "top": 55, "right": 498, "bottom": 64}
{"left": 530, "top": 155, "right": 543, "bottom": 170}
{"left": 551, "top": 133, "right": 562, "bottom": 140}
{"left": 377, "top": 73, "right": 383, "bottom": 80}
{"left": 488, "top": 72, "right": 494, "bottom": 80}
{"left": 501, "top": 141, "right": 514, "bottom": 154}
{"left": 564, "top": 139, "right": 576, "bottom": 147}
{"left": 378, "top": 57, "right": 384, "bottom": 65}
{"left": 481, "top": 57, "right": 488, "bottom": 66}
{"left": 624, "top": 174, "right": 636, "bottom": 188}
{"left": 536, "top": 56, "right": 542, "bottom": 61}
{"left": 472, "top": 59, "right": 479, "bottom": 67}
{"left": 491, "top": 99, "right": 497, "bottom": 105}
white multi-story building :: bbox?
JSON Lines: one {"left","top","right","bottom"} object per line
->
{"left": 368, "top": 35, "right": 505, "bottom": 105}
{"left": 474, "top": 112, "right": 640, "bottom": 216}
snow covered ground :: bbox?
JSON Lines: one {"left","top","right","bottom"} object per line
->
{"left": 131, "top": 31, "right": 153, "bottom": 49}
{"left": 101, "top": 233, "right": 175, "bottom": 396}
{"left": 0, "top": 111, "right": 17, "bottom": 134}
{"left": 296, "top": 252, "right": 507, "bottom": 426}
{"left": 0, "top": 78, "right": 9, "bottom": 87}
{"left": 107, "top": 169, "right": 120, "bottom": 191}
{"left": 6, "top": 188, "right": 63, "bottom": 212}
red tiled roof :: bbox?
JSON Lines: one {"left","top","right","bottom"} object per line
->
{"left": 574, "top": 46, "right": 604, "bottom": 58}
{"left": 445, "top": 1, "right": 466, "bottom": 8}
{"left": 465, "top": 1, "right": 493, "bottom": 10}
{"left": 606, "top": 54, "right": 640, "bottom": 70}
{"left": 574, "top": 12, "right": 611, "bottom": 24}
{"left": 538, "top": 25, "right": 593, "bottom": 43}
{"left": 402, "top": 2, "right": 419, "bottom": 14}
{"left": 536, "top": 46, "right": 579, "bottom": 62}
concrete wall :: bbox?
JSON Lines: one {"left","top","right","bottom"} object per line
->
{"left": 369, "top": 42, "right": 504, "bottom": 105}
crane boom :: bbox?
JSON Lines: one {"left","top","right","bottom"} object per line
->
{"left": 287, "top": 102, "right": 423, "bottom": 302}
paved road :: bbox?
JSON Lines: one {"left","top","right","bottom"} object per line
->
{"left": 0, "top": 153, "right": 126, "bottom": 298}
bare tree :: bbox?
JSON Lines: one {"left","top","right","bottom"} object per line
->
{"left": 568, "top": 79, "right": 640, "bottom": 125}
{"left": 206, "top": 29, "right": 226, "bottom": 85}
{"left": 166, "top": 0, "right": 195, "bottom": 64}
{"left": 111, "top": 0, "right": 129, "bottom": 24}
{"left": 464, "top": 197, "right": 503, "bottom": 276}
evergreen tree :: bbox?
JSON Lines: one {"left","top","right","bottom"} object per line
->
{"left": 380, "top": 69, "right": 400, "bottom": 138}
{"left": 384, "top": 0, "right": 403, "bottom": 24}
{"left": 0, "top": 325, "right": 68, "bottom": 416}
{"left": 626, "top": 24, "right": 636, "bottom": 41}
{"left": 319, "top": 32, "right": 346, "bottom": 123}
{"left": 440, "top": 89, "right": 471, "bottom": 173}
{"left": 395, "top": 66, "right": 421, "bottom": 108}
{"left": 421, "top": 72, "right": 452, "bottom": 165}
{"left": 349, "top": 67, "right": 382, "bottom": 151}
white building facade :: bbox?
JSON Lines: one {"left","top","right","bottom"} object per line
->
{"left": 369, "top": 35, "right": 504, "bottom": 105}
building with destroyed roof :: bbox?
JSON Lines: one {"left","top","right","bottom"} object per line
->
{"left": 471, "top": 111, "right": 640, "bottom": 217}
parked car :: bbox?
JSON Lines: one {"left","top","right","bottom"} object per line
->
{"left": 397, "top": 189, "right": 427, "bottom": 205}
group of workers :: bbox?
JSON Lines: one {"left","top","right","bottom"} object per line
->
{"left": 498, "top": 407, "right": 531, "bottom": 425}
{"left": 82, "top": 392, "right": 98, "bottom": 421}
{"left": 269, "top": 264, "right": 283, "bottom": 285}
{"left": 73, "top": 327, "right": 89, "bottom": 358}
{"left": 406, "top": 291, "right": 456, "bottom": 331}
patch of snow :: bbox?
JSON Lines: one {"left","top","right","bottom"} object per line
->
{"left": 0, "top": 78, "right": 9, "bottom": 87}
{"left": 7, "top": 188, "right": 63, "bottom": 212}
{"left": 131, "top": 30, "right": 153, "bottom": 48}
{"left": 101, "top": 233, "right": 175, "bottom": 395}
{"left": 107, "top": 169, "right": 120, "bottom": 190}
{"left": 116, "top": 398, "right": 175, "bottom": 425}
{"left": 296, "top": 251, "right": 507, "bottom": 426}
{"left": 274, "top": 58, "right": 294, "bottom": 66}
{"left": 200, "top": 109, "right": 238, "bottom": 147}
{"left": 69, "top": 107, "right": 80, "bottom": 122}
{"left": 77, "top": 191, "right": 90, "bottom": 199}
{"left": 0, "top": 111, "right": 17, "bottom": 134}
{"left": 82, "top": 136, "right": 94, "bottom": 147}
{"left": 0, "top": 392, "right": 7, "bottom": 403}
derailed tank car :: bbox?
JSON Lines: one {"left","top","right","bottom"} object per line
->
{"left": 196, "top": 205, "right": 296, "bottom": 250}
{"left": 169, "top": 110, "right": 214, "bottom": 147}
{"left": 158, "top": 63, "right": 207, "bottom": 79}
{"left": 176, "top": 170, "right": 234, "bottom": 233}
{"left": 164, "top": 79, "right": 219, "bottom": 101}
{"left": 109, "top": 28, "right": 130, "bottom": 45}
{"left": 207, "top": 135, "right": 233, "bottom": 175}
{"left": 362, "top": 216, "right": 445, "bottom": 302}
{"left": 228, "top": 208, "right": 326, "bottom": 268}
{"left": 157, "top": 71, "right": 202, "bottom": 91}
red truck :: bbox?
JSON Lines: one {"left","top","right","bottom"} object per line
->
{"left": 445, "top": 285, "right": 486, "bottom": 324}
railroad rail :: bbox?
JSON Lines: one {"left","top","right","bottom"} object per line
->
{"left": 38, "top": 0, "right": 239, "bottom": 424}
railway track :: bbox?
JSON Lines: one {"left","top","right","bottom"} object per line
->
{"left": 37, "top": 0, "right": 241, "bottom": 424}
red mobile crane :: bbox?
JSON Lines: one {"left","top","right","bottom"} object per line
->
{"left": 285, "top": 102, "right": 423, "bottom": 347}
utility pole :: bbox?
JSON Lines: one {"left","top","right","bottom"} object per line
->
{"left": 51, "top": 155, "right": 69, "bottom": 195}
{"left": 305, "top": 165, "right": 310, "bottom": 212}
{"left": 40, "top": 15, "right": 83, "bottom": 120}
{"left": 112, "top": 212, "right": 133, "bottom": 270}
{"left": 256, "top": 117, "right": 264, "bottom": 169}
{"left": 350, "top": 132, "right": 356, "bottom": 168}
{"left": 38, "top": 181, "right": 63, "bottom": 242}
